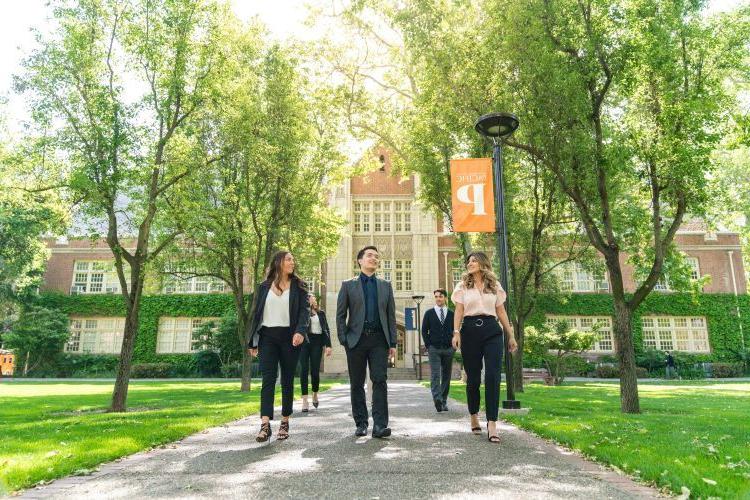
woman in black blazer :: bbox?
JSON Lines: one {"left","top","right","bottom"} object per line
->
{"left": 300, "top": 294, "right": 332, "bottom": 412}
{"left": 248, "top": 250, "right": 310, "bottom": 442}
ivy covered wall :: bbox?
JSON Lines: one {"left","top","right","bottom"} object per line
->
{"left": 36, "top": 291, "right": 750, "bottom": 363}
{"left": 528, "top": 293, "right": 750, "bottom": 360}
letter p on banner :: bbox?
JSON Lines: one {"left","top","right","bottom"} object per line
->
{"left": 450, "top": 158, "right": 495, "bottom": 232}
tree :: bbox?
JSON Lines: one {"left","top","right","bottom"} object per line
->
{"left": 484, "top": 0, "right": 749, "bottom": 412}
{"left": 4, "top": 306, "right": 69, "bottom": 376}
{"left": 319, "top": 0, "right": 593, "bottom": 391}
{"left": 162, "top": 37, "right": 345, "bottom": 391}
{"left": 524, "top": 320, "right": 598, "bottom": 385}
{"left": 16, "top": 0, "right": 230, "bottom": 411}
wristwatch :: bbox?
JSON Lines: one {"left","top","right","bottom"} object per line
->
{"left": 452, "top": 329, "right": 461, "bottom": 335}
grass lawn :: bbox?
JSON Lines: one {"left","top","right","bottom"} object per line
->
{"left": 446, "top": 380, "right": 750, "bottom": 498}
{"left": 0, "top": 379, "right": 339, "bottom": 494}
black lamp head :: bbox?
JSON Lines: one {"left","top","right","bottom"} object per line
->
{"left": 474, "top": 112, "right": 519, "bottom": 140}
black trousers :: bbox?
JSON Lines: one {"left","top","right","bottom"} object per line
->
{"left": 258, "top": 327, "right": 300, "bottom": 419}
{"left": 461, "top": 316, "right": 504, "bottom": 421}
{"left": 299, "top": 334, "right": 325, "bottom": 395}
{"left": 346, "top": 331, "right": 389, "bottom": 428}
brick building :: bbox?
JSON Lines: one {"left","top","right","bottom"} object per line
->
{"left": 39, "top": 149, "right": 748, "bottom": 368}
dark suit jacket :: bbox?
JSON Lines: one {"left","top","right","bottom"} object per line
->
{"left": 310, "top": 310, "right": 332, "bottom": 348}
{"left": 247, "top": 280, "right": 310, "bottom": 348}
{"left": 336, "top": 276, "right": 397, "bottom": 349}
{"left": 421, "top": 307, "right": 455, "bottom": 349}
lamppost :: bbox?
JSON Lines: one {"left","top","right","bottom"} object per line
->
{"left": 412, "top": 294, "right": 425, "bottom": 380}
{"left": 474, "top": 112, "right": 521, "bottom": 410}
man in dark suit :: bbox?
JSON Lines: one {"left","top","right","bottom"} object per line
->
{"left": 421, "top": 289, "right": 455, "bottom": 412}
{"left": 336, "top": 245, "right": 397, "bottom": 438}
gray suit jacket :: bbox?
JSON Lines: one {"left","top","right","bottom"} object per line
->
{"left": 336, "top": 276, "right": 397, "bottom": 349}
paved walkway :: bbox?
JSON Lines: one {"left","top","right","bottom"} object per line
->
{"left": 20, "top": 382, "right": 658, "bottom": 499}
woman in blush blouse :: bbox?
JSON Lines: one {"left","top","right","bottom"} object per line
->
{"left": 451, "top": 252, "right": 517, "bottom": 443}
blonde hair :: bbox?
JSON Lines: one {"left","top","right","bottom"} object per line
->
{"left": 461, "top": 252, "right": 499, "bottom": 295}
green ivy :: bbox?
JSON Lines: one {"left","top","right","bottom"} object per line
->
{"left": 36, "top": 293, "right": 238, "bottom": 365}
{"left": 34, "top": 291, "right": 750, "bottom": 364}
{"left": 527, "top": 293, "right": 750, "bottom": 361}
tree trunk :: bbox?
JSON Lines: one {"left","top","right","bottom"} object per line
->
{"left": 110, "top": 283, "right": 143, "bottom": 412}
{"left": 23, "top": 351, "right": 30, "bottom": 376}
{"left": 238, "top": 291, "right": 259, "bottom": 392}
{"left": 613, "top": 300, "right": 640, "bottom": 413}
{"left": 240, "top": 350, "right": 252, "bottom": 392}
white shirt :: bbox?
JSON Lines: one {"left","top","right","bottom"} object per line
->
{"left": 310, "top": 313, "right": 322, "bottom": 334}
{"left": 433, "top": 305, "right": 448, "bottom": 323}
{"left": 261, "top": 289, "right": 290, "bottom": 327}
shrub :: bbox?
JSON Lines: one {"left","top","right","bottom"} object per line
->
{"left": 169, "top": 356, "right": 197, "bottom": 377}
{"left": 221, "top": 362, "right": 242, "bottom": 378}
{"left": 524, "top": 321, "right": 598, "bottom": 384}
{"left": 636, "top": 366, "right": 649, "bottom": 378}
{"left": 194, "top": 350, "right": 221, "bottom": 377}
{"left": 560, "top": 355, "right": 595, "bottom": 376}
{"left": 711, "top": 362, "right": 744, "bottom": 378}
{"left": 636, "top": 348, "right": 666, "bottom": 372}
{"left": 595, "top": 365, "right": 619, "bottom": 378}
{"left": 131, "top": 363, "right": 172, "bottom": 378}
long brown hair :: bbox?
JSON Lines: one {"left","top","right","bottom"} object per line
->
{"left": 264, "top": 250, "right": 306, "bottom": 292}
{"left": 461, "top": 251, "right": 500, "bottom": 294}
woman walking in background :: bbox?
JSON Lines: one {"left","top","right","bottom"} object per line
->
{"left": 451, "top": 252, "right": 517, "bottom": 443}
{"left": 300, "top": 294, "right": 332, "bottom": 412}
{"left": 248, "top": 251, "right": 310, "bottom": 442}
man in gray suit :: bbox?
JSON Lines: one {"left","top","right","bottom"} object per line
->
{"left": 337, "top": 245, "right": 397, "bottom": 438}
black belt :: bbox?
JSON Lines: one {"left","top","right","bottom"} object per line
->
{"left": 363, "top": 321, "right": 383, "bottom": 335}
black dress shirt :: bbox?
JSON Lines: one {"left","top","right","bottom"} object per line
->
{"left": 359, "top": 272, "right": 379, "bottom": 325}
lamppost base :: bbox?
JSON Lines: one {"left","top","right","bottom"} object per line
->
{"left": 502, "top": 399, "right": 521, "bottom": 410}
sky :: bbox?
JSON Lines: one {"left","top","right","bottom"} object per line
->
{"left": 0, "top": 0, "right": 745, "bottom": 132}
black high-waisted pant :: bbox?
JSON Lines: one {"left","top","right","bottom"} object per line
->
{"left": 258, "top": 326, "right": 300, "bottom": 419}
{"left": 299, "top": 334, "right": 325, "bottom": 395}
{"left": 460, "top": 315, "right": 504, "bottom": 421}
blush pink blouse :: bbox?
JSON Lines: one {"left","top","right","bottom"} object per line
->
{"left": 451, "top": 282, "right": 506, "bottom": 317}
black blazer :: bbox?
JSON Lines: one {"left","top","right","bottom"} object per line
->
{"left": 309, "top": 310, "right": 332, "bottom": 348}
{"left": 247, "top": 280, "right": 310, "bottom": 348}
{"left": 421, "top": 307, "right": 455, "bottom": 349}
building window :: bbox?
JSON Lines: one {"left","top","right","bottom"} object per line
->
{"left": 452, "top": 266, "right": 463, "bottom": 290}
{"left": 353, "top": 200, "right": 411, "bottom": 234}
{"left": 394, "top": 202, "right": 411, "bottom": 232}
{"left": 380, "top": 260, "right": 393, "bottom": 282}
{"left": 545, "top": 315, "right": 614, "bottom": 352}
{"left": 653, "top": 277, "right": 670, "bottom": 291}
{"left": 163, "top": 275, "right": 225, "bottom": 294}
{"left": 686, "top": 257, "right": 700, "bottom": 280}
{"left": 641, "top": 316, "right": 710, "bottom": 353}
{"left": 156, "top": 317, "right": 219, "bottom": 354}
{"left": 394, "top": 260, "right": 412, "bottom": 291}
{"left": 66, "top": 317, "right": 126, "bottom": 354}
{"left": 72, "top": 261, "right": 129, "bottom": 294}
{"left": 554, "top": 262, "right": 609, "bottom": 292}
{"left": 372, "top": 202, "right": 392, "bottom": 232}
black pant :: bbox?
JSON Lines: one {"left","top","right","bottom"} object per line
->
{"left": 258, "top": 327, "right": 300, "bottom": 419}
{"left": 461, "top": 316, "right": 504, "bottom": 421}
{"left": 299, "top": 334, "right": 325, "bottom": 395}
{"left": 428, "top": 345, "right": 455, "bottom": 403}
{"left": 346, "top": 330, "right": 389, "bottom": 428}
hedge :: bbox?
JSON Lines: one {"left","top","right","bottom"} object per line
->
{"left": 36, "top": 293, "right": 239, "bottom": 367}
{"left": 526, "top": 293, "right": 750, "bottom": 362}
{"left": 33, "top": 291, "right": 750, "bottom": 367}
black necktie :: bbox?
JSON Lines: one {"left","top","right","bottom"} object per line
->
{"left": 439, "top": 308, "right": 445, "bottom": 323}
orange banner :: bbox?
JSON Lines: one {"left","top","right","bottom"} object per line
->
{"left": 450, "top": 158, "right": 495, "bottom": 233}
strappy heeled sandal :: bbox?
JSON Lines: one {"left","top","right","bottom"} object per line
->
{"left": 312, "top": 396, "right": 319, "bottom": 408}
{"left": 487, "top": 429, "right": 501, "bottom": 443}
{"left": 277, "top": 420, "right": 290, "bottom": 440}
{"left": 471, "top": 423, "right": 482, "bottom": 435}
{"left": 256, "top": 422, "right": 271, "bottom": 443}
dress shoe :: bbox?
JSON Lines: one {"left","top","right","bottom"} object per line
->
{"left": 434, "top": 399, "right": 443, "bottom": 412}
{"left": 441, "top": 401, "right": 448, "bottom": 412}
{"left": 372, "top": 425, "right": 391, "bottom": 438}
{"left": 355, "top": 423, "right": 368, "bottom": 437}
